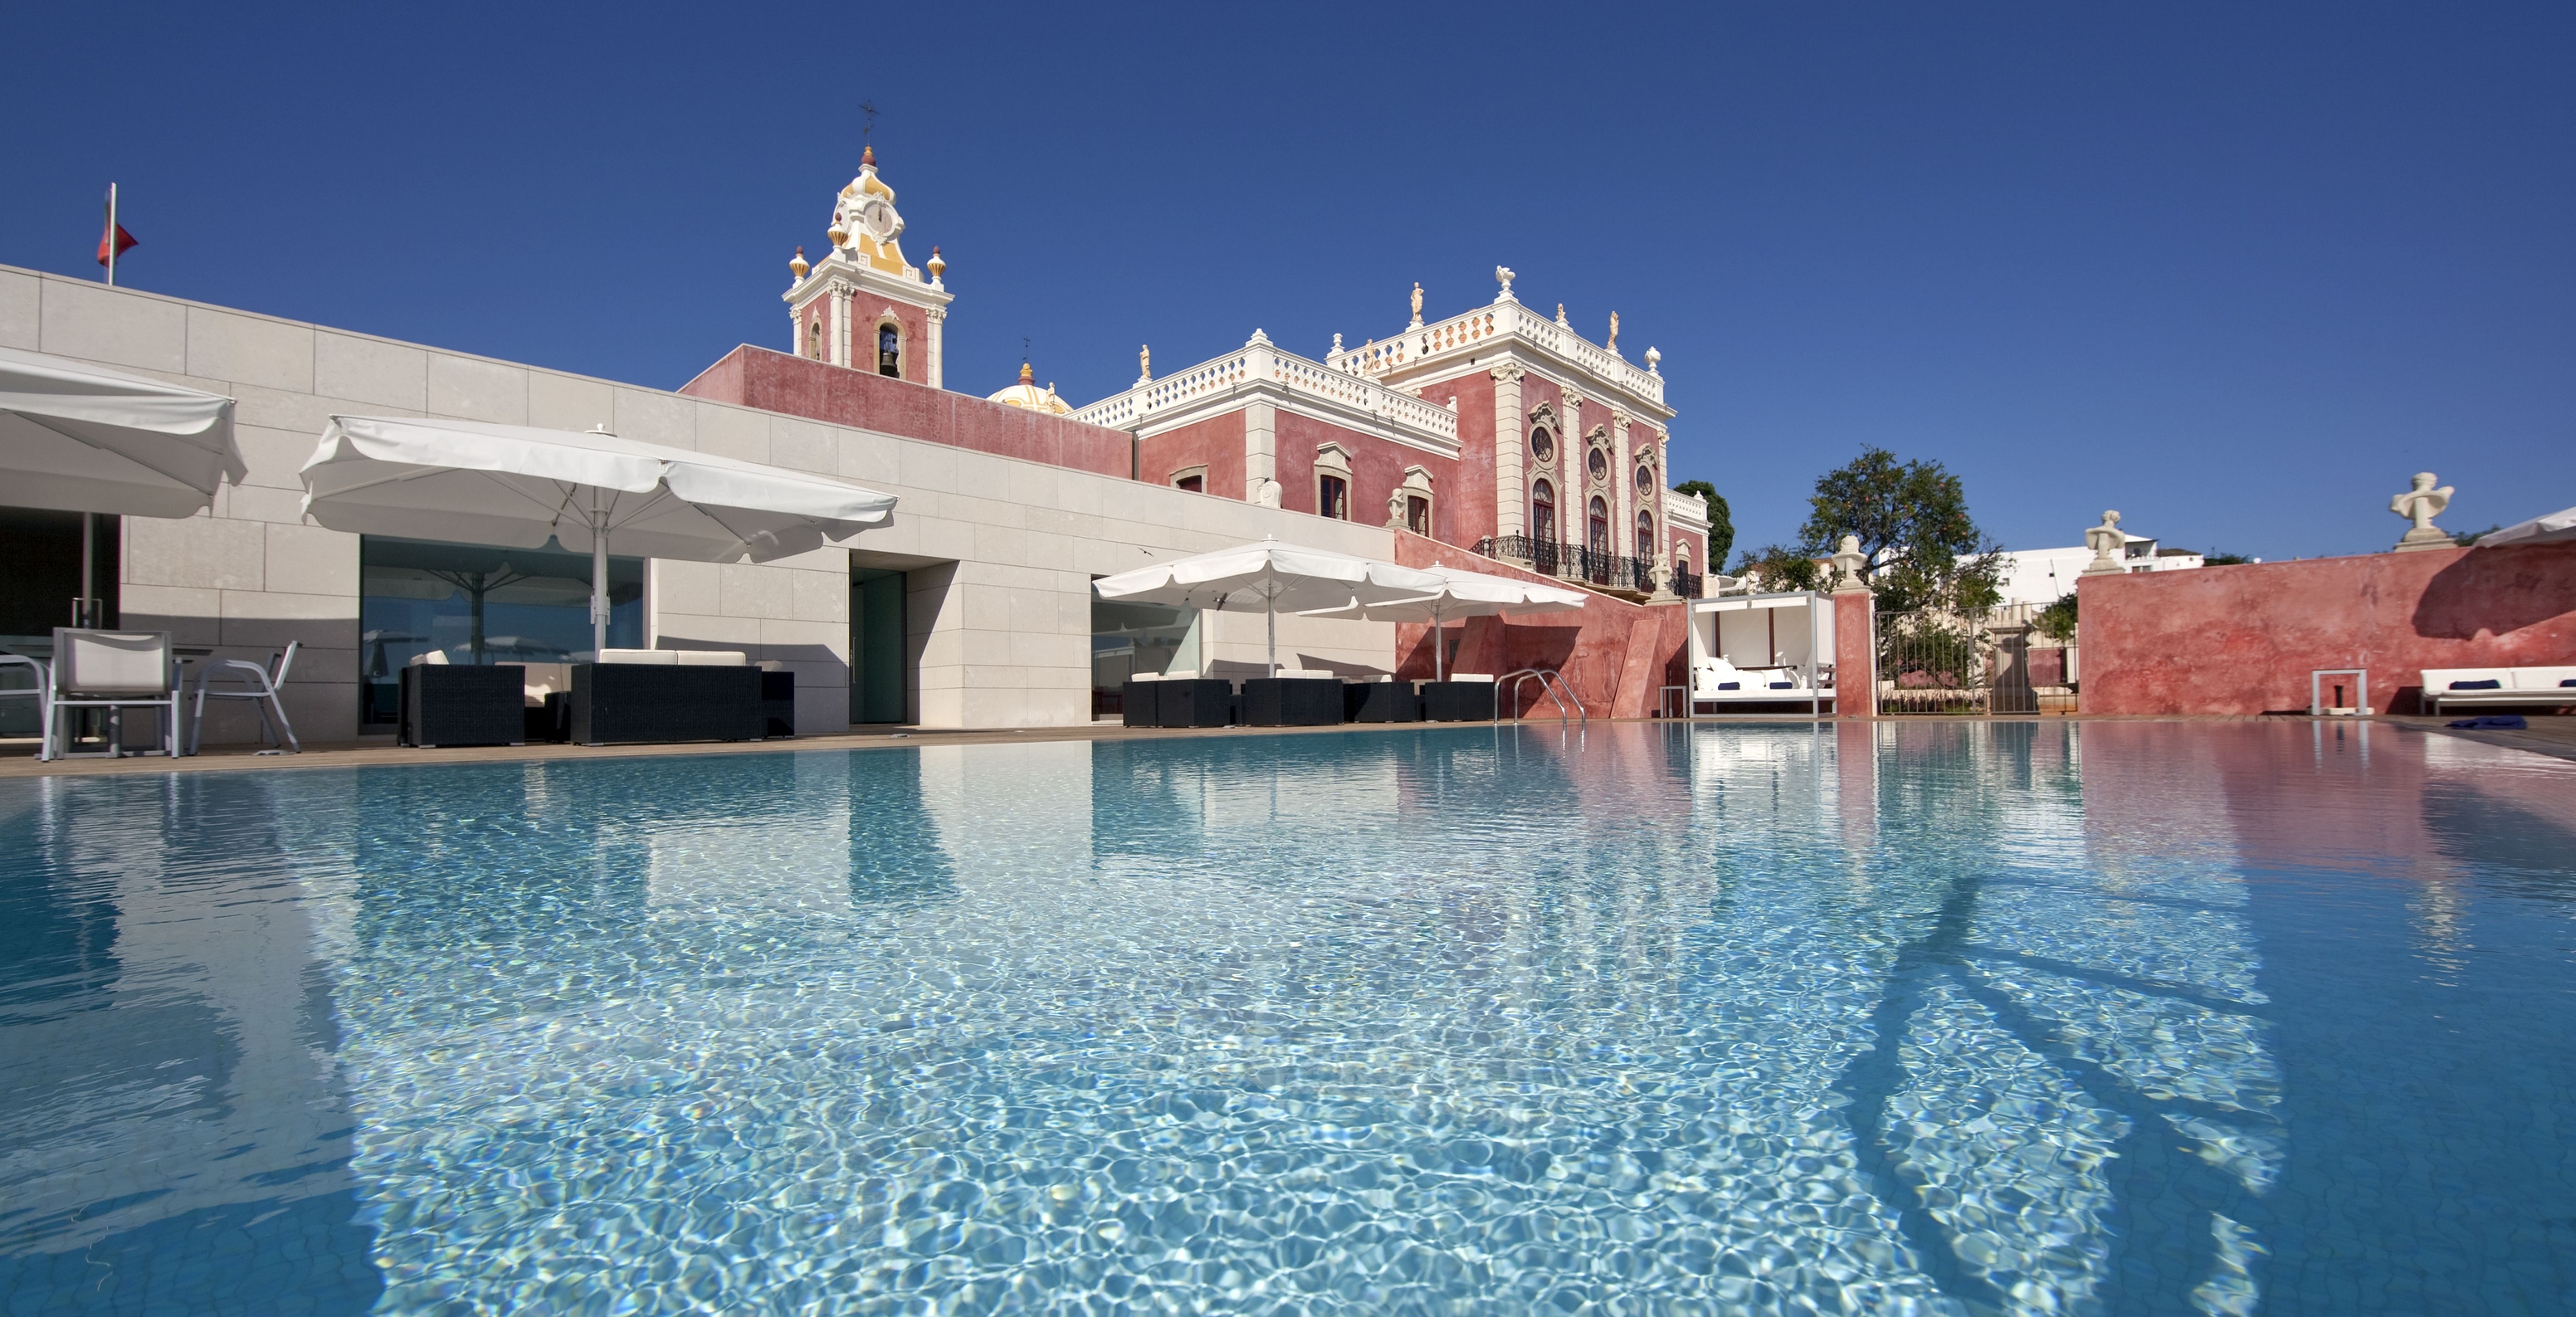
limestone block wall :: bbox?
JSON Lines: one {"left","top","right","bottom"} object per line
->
{"left": 0, "top": 264, "right": 1395, "bottom": 740}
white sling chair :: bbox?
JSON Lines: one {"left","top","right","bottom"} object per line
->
{"left": 0, "top": 654, "right": 47, "bottom": 757}
{"left": 187, "top": 641, "right": 300, "bottom": 755}
{"left": 48, "top": 629, "right": 178, "bottom": 759}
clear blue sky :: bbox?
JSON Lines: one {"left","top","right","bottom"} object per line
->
{"left": 7, "top": 2, "right": 2570, "bottom": 562}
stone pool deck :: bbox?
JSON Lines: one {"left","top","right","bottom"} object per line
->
{"left": 1, "top": 713, "right": 2567, "bottom": 779}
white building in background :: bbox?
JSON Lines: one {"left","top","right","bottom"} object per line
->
{"left": 1995, "top": 529, "right": 2207, "bottom": 607}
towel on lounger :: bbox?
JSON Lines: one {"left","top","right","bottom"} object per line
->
{"left": 2447, "top": 715, "right": 2528, "bottom": 729}
{"left": 1716, "top": 682, "right": 1740, "bottom": 690}
{"left": 2449, "top": 679, "right": 2503, "bottom": 690}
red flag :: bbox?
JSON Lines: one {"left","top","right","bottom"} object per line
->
{"left": 98, "top": 195, "right": 135, "bottom": 266}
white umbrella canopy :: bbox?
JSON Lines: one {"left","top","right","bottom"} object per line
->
{"left": 302, "top": 415, "right": 897, "bottom": 653}
{"left": 2477, "top": 505, "right": 2576, "bottom": 547}
{"left": 1300, "top": 563, "right": 1588, "bottom": 680}
{"left": 1091, "top": 535, "right": 1445, "bottom": 676}
{"left": 0, "top": 345, "right": 244, "bottom": 517}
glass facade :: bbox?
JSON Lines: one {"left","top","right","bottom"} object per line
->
{"left": 357, "top": 536, "right": 642, "bottom": 726}
{"left": 1091, "top": 592, "right": 1198, "bottom": 718}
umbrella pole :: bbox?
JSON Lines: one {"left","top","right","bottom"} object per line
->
{"left": 1266, "top": 596, "right": 1278, "bottom": 678}
{"left": 1434, "top": 601, "right": 1447, "bottom": 683}
{"left": 590, "top": 508, "right": 610, "bottom": 658}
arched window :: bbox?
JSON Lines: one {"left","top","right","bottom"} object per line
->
{"left": 1531, "top": 479, "right": 1557, "bottom": 543}
{"left": 877, "top": 324, "right": 901, "bottom": 378}
{"left": 1637, "top": 510, "right": 1655, "bottom": 552}
{"left": 1587, "top": 446, "right": 1609, "bottom": 482}
{"left": 807, "top": 317, "right": 823, "bottom": 360}
{"left": 1530, "top": 427, "right": 1554, "bottom": 462}
{"left": 1635, "top": 463, "right": 1655, "bottom": 494}
{"left": 1587, "top": 496, "right": 1612, "bottom": 583}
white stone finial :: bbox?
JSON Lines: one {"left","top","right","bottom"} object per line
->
{"left": 925, "top": 246, "right": 944, "bottom": 289}
{"left": 1645, "top": 346, "right": 1661, "bottom": 376}
{"left": 1409, "top": 282, "right": 1424, "bottom": 327}
{"left": 1495, "top": 266, "right": 1517, "bottom": 303}
{"left": 1830, "top": 534, "right": 1869, "bottom": 593}
{"left": 788, "top": 245, "right": 809, "bottom": 285}
{"left": 2390, "top": 471, "right": 2456, "bottom": 552}
{"left": 1247, "top": 328, "right": 1271, "bottom": 348}
{"left": 2081, "top": 510, "right": 2126, "bottom": 575}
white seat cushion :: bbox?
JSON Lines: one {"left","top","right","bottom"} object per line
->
{"left": 598, "top": 649, "right": 676, "bottom": 666}
{"left": 1447, "top": 673, "right": 1494, "bottom": 684}
{"left": 1277, "top": 669, "right": 1338, "bottom": 680}
{"left": 672, "top": 650, "right": 747, "bottom": 666}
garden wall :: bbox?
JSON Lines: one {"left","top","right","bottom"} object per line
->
{"left": 2077, "top": 542, "right": 2576, "bottom": 715}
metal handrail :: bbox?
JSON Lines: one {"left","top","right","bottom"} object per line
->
{"left": 1496, "top": 667, "right": 1587, "bottom": 724}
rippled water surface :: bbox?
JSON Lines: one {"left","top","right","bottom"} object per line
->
{"left": 3, "top": 722, "right": 2574, "bottom": 1315}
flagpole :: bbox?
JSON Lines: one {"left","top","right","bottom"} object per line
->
{"left": 105, "top": 183, "right": 116, "bottom": 287}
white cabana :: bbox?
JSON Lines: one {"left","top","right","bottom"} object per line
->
{"left": 2477, "top": 505, "right": 2576, "bottom": 547}
{"left": 0, "top": 345, "right": 243, "bottom": 518}
{"left": 1685, "top": 591, "right": 1837, "bottom": 716}
{"left": 1090, "top": 536, "right": 1444, "bottom": 677}
{"left": 1301, "top": 563, "right": 1587, "bottom": 680}
{"left": 301, "top": 416, "right": 897, "bottom": 654}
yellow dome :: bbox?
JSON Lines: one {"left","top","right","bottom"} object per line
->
{"left": 986, "top": 362, "right": 1070, "bottom": 415}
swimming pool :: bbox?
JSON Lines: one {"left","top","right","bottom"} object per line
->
{"left": 2, "top": 722, "right": 2570, "bottom": 1314}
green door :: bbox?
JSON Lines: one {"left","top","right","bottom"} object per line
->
{"left": 850, "top": 568, "right": 907, "bottom": 724}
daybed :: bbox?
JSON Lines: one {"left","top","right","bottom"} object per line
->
{"left": 1690, "top": 657, "right": 1830, "bottom": 707}
{"left": 2420, "top": 666, "right": 2576, "bottom": 715}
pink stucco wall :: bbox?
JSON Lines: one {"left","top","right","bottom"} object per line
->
{"left": 679, "top": 346, "right": 1133, "bottom": 479}
{"left": 1139, "top": 412, "right": 1245, "bottom": 499}
{"left": 2079, "top": 543, "right": 2576, "bottom": 715}
{"left": 1388, "top": 532, "right": 1690, "bottom": 719}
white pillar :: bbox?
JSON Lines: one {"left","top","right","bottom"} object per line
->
{"left": 1243, "top": 402, "right": 1276, "bottom": 502}
{"left": 925, "top": 306, "right": 946, "bottom": 389}
{"left": 1490, "top": 364, "right": 1525, "bottom": 540}
{"left": 829, "top": 282, "right": 853, "bottom": 369}
{"left": 1611, "top": 410, "right": 1634, "bottom": 562}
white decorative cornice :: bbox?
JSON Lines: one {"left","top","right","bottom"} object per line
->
{"left": 1489, "top": 363, "right": 1525, "bottom": 383}
{"left": 1069, "top": 339, "right": 1459, "bottom": 457}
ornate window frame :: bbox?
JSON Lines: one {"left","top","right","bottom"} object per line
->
{"left": 1387, "top": 465, "right": 1435, "bottom": 533}
{"left": 1585, "top": 427, "right": 1612, "bottom": 489}
{"left": 1168, "top": 464, "right": 1208, "bottom": 493}
{"left": 1312, "top": 442, "right": 1354, "bottom": 520}
{"left": 1526, "top": 402, "right": 1559, "bottom": 469}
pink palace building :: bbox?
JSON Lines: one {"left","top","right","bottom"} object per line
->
{"left": 685, "top": 149, "right": 1713, "bottom": 602}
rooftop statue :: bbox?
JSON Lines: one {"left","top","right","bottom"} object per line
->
{"left": 2390, "top": 472, "right": 2456, "bottom": 552}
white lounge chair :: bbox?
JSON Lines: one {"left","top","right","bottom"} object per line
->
{"left": 0, "top": 653, "right": 49, "bottom": 758}
{"left": 187, "top": 641, "right": 300, "bottom": 755}
{"left": 2422, "top": 666, "right": 2576, "bottom": 715}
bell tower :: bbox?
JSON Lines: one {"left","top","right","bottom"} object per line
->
{"left": 782, "top": 146, "right": 953, "bottom": 388}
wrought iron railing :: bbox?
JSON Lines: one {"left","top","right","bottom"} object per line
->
{"left": 1476, "top": 535, "right": 1656, "bottom": 592}
{"left": 1673, "top": 570, "right": 1703, "bottom": 599}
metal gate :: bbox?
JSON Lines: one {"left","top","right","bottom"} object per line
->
{"left": 1876, "top": 607, "right": 2045, "bottom": 714}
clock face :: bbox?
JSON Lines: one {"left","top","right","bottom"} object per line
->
{"left": 861, "top": 199, "right": 895, "bottom": 237}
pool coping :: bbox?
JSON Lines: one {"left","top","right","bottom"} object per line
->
{"left": 1, "top": 713, "right": 2565, "bottom": 779}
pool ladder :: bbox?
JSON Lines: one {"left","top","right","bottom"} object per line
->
{"left": 1496, "top": 668, "right": 1586, "bottom": 724}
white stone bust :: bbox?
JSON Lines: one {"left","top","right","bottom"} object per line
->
{"left": 1254, "top": 479, "right": 1283, "bottom": 509}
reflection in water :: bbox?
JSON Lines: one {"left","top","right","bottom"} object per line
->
{"left": 0, "top": 724, "right": 2569, "bottom": 1314}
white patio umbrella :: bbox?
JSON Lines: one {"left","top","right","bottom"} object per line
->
{"left": 1301, "top": 563, "right": 1587, "bottom": 680}
{"left": 1091, "top": 536, "right": 1445, "bottom": 677}
{"left": 2476, "top": 504, "right": 2576, "bottom": 547}
{"left": 302, "top": 416, "right": 897, "bottom": 655}
{"left": 0, "top": 345, "right": 243, "bottom": 517}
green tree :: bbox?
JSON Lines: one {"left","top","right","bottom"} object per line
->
{"left": 1794, "top": 446, "right": 2001, "bottom": 614}
{"left": 2203, "top": 549, "right": 2255, "bottom": 566}
{"left": 1672, "top": 480, "right": 1734, "bottom": 568}
{"left": 1732, "top": 543, "right": 1821, "bottom": 591}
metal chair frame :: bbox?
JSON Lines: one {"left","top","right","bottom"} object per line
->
{"left": 0, "top": 654, "right": 50, "bottom": 760}
{"left": 48, "top": 629, "right": 179, "bottom": 759}
{"left": 188, "top": 641, "right": 301, "bottom": 754}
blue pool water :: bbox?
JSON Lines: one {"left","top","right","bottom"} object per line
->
{"left": 2, "top": 721, "right": 2573, "bottom": 1315}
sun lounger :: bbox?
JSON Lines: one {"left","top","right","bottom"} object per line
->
{"left": 2420, "top": 666, "right": 2576, "bottom": 715}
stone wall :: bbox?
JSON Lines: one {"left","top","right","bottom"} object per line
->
{"left": 0, "top": 264, "right": 1394, "bottom": 741}
{"left": 2077, "top": 543, "right": 2576, "bottom": 715}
